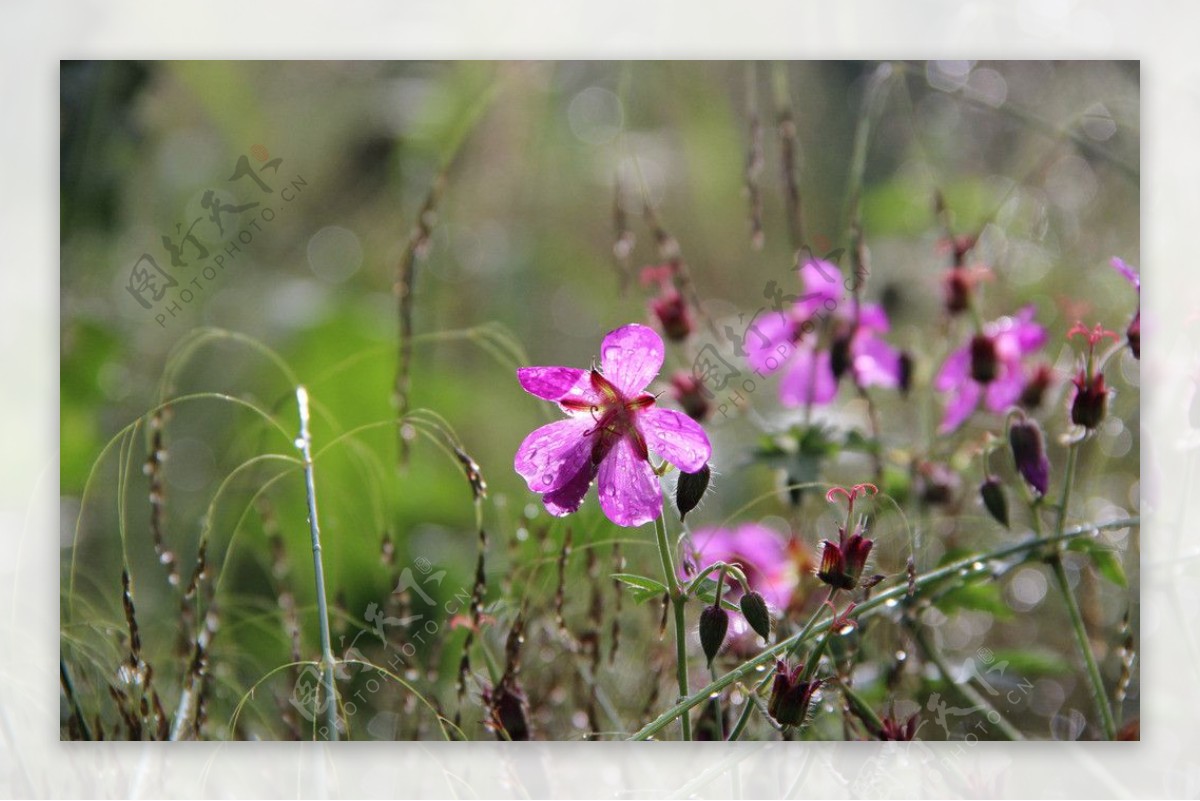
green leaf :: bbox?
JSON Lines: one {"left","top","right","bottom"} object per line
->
{"left": 612, "top": 573, "right": 668, "bottom": 604}
{"left": 1087, "top": 549, "right": 1128, "bottom": 587}
{"left": 1066, "top": 539, "right": 1128, "bottom": 587}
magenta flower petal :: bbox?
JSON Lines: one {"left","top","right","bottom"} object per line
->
{"left": 934, "top": 346, "right": 970, "bottom": 392}
{"left": 1112, "top": 257, "right": 1140, "bottom": 291}
{"left": 798, "top": 259, "right": 843, "bottom": 316}
{"left": 852, "top": 334, "right": 902, "bottom": 389}
{"left": 780, "top": 346, "right": 837, "bottom": 406}
{"left": 983, "top": 361, "right": 1024, "bottom": 412}
{"left": 517, "top": 366, "right": 599, "bottom": 406}
{"left": 599, "top": 324, "right": 664, "bottom": 396}
{"left": 745, "top": 311, "right": 795, "bottom": 374}
{"left": 513, "top": 418, "right": 594, "bottom": 493}
{"left": 597, "top": 437, "right": 662, "bottom": 527}
{"left": 1008, "top": 307, "right": 1047, "bottom": 354}
{"left": 542, "top": 461, "right": 597, "bottom": 517}
{"left": 639, "top": 407, "right": 712, "bottom": 473}
{"left": 856, "top": 303, "right": 891, "bottom": 333}
{"left": 685, "top": 524, "right": 796, "bottom": 610}
{"left": 939, "top": 380, "right": 983, "bottom": 434}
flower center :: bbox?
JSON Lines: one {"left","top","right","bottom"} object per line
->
{"left": 560, "top": 370, "right": 655, "bottom": 461}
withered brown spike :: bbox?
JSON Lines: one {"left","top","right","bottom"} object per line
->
{"left": 60, "top": 659, "right": 92, "bottom": 741}
{"left": 469, "top": 537, "right": 488, "bottom": 629}
{"left": 395, "top": 170, "right": 449, "bottom": 467}
{"left": 146, "top": 408, "right": 180, "bottom": 587}
{"left": 641, "top": 657, "right": 662, "bottom": 722}
{"left": 554, "top": 528, "right": 572, "bottom": 631}
{"left": 745, "top": 107, "right": 765, "bottom": 250}
{"left": 121, "top": 569, "right": 141, "bottom": 668}
{"left": 456, "top": 652, "right": 471, "bottom": 701}
{"left": 502, "top": 614, "right": 525, "bottom": 682}
{"left": 608, "top": 542, "right": 622, "bottom": 664}
{"left": 586, "top": 552, "right": 602, "bottom": 670}
{"left": 452, "top": 444, "right": 488, "bottom": 501}
{"left": 153, "top": 691, "right": 169, "bottom": 741}
{"left": 776, "top": 105, "right": 804, "bottom": 251}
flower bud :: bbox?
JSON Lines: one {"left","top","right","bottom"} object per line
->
{"left": 1019, "top": 363, "right": 1054, "bottom": 410}
{"left": 969, "top": 334, "right": 998, "bottom": 384}
{"left": 768, "top": 660, "right": 822, "bottom": 728}
{"left": 699, "top": 604, "right": 729, "bottom": 667}
{"left": 1009, "top": 418, "right": 1050, "bottom": 496}
{"left": 669, "top": 372, "right": 710, "bottom": 421}
{"left": 817, "top": 528, "right": 873, "bottom": 591}
{"left": 651, "top": 290, "right": 692, "bottom": 342}
{"left": 675, "top": 463, "right": 711, "bottom": 520}
{"left": 830, "top": 334, "right": 853, "bottom": 381}
{"left": 1071, "top": 371, "right": 1108, "bottom": 429}
{"left": 739, "top": 591, "right": 771, "bottom": 643}
{"left": 979, "top": 477, "right": 1009, "bottom": 528}
{"left": 917, "top": 461, "right": 960, "bottom": 506}
{"left": 897, "top": 351, "right": 914, "bottom": 397}
{"left": 944, "top": 269, "right": 971, "bottom": 315}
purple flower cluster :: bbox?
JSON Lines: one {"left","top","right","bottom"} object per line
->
{"left": 746, "top": 259, "right": 903, "bottom": 407}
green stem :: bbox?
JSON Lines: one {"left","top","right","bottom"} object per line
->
{"left": 629, "top": 517, "right": 1137, "bottom": 741}
{"left": 654, "top": 512, "right": 691, "bottom": 740}
{"left": 295, "top": 386, "right": 339, "bottom": 741}
{"left": 909, "top": 622, "right": 1023, "bottom": 741}
{"left": 836, "top": 678, "right": 886, "bottom": 737}
{"left": 1050, "top": 552, "right": 1117, "bottom": 740}
{"left": 1051, "top": 439, "right": 1117, "bottom": 740}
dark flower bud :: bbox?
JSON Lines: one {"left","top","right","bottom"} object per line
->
{"left": 669, "top": 372, "right": 710, "bottom": 421}
{"left": 651, "top": 290, "right": 692, "bottom": 342}
{"left": 944, "top": 269, "right": 971, "bottom": 315}
{"left": 1009, "top": 418, "right": 1050, "bottom": 496}
{"left": 768, "top": 660, "right": 823, "bottom": 728}
{"left": 699, "top": 604, "right": 729, "bottom": 667}
{"left": 1070, "top": 371, "right": 1108, "bottom": 429}
{"left": 817, "top": 527, "right": 874, "bottom": 591}
{"left": 917, "top": 461, "right": 960, "bottom": 506}
{"left": 739, "top": 591, "right": 771, "bottom": 643}
{"left": 675, "top": 463, "right": 711, "bottom": 520}
{"left": 1127, "top": 311, "right": 1140, "bottom": 360}
{"left": 879, "top": 711, "right": 920, "bottom": 741}
{"left": 897, "top": 351, "right": 914, "bottom": 396}
{"left": 969, "top": 334, "right": 998, "bottom": 384}
{"left": 1019, "top": 363, "right": 1054, "bottom": 410}
{"left": 482, "top": 681, "right": 530, "bottom": 741}
{"left": 979, "top": 477, "right": 1009, "bottom": 528}
{"left": 830, "top": 334, "right": 853, "bottom": 381}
